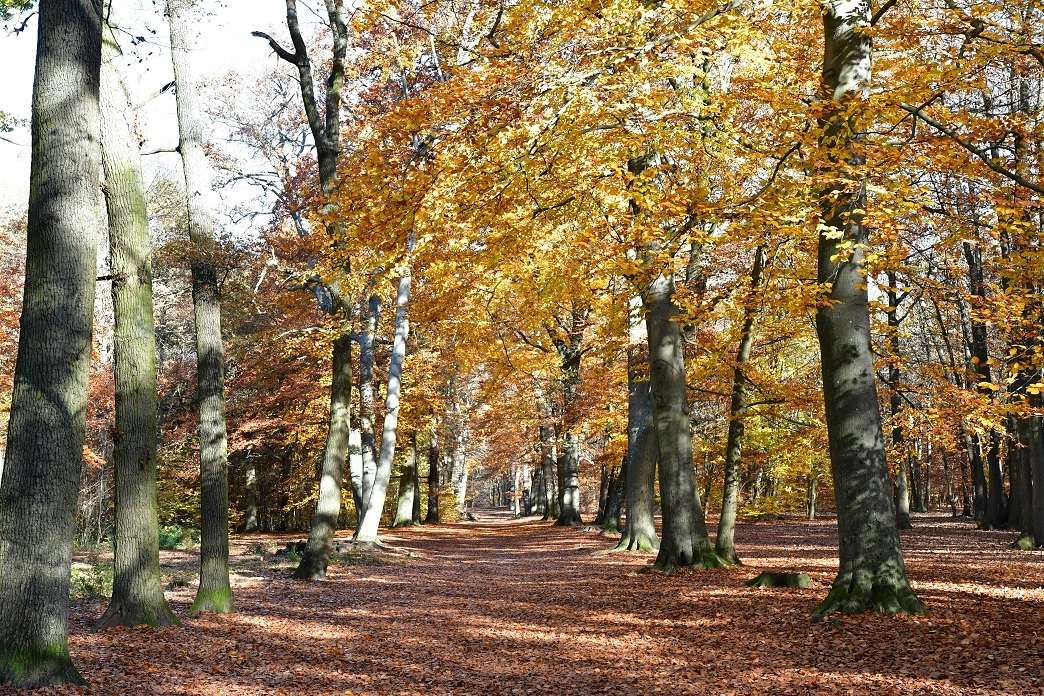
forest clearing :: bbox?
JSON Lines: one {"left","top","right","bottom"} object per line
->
{"left": 59, "top": 512, "right": 1044, "bottom": 695}
{"left": 1, "top": 0, "right": 1043, "bottom": 691}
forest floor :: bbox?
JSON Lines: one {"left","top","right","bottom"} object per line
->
{"left": 35, "top": 512, "right": 1044, "bottom": 694}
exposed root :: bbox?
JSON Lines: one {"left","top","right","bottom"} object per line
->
{"left": 813, "top": 572, "right": 923, "bottom": 619}
{"left": 95, "top": 598, "right": 180, "bottom": 629}
{"left": 0, "top": 647, "right": 85, "bottom": 688}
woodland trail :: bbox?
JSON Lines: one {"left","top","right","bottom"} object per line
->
{"left": 47, "top": 514, "right": 1044, "bottom": 695}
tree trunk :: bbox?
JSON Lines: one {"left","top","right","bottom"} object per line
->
{"left": 348, "top": 426, "right": 364, "bottom": 520}
{"left": 812, "top": 0, "right": 920, "bottom": 616}
{"left": 555, "top": 432, "right": 583, "bottom": 526}
{"left": 168, "top": 0, "right": 233, "bottom": 614}
{"left": 886, "top": 270, "right": 912, "bottom": 530}
{"left": 96, "top": 14, "right": 178, "bottom": 628}
{"left": 355, "top": 252, "right": 413, "bottom": 543}
{"left": 601, "top": 459, "right": 624, "bottom": 533}
{"left": 539, "top": 425, "right": 557, "bottom": 520}
{"left": 0, "top": 0, "right": 101, "bottom": 685}
{"left": 425, "top": 434, "right": 441, "bottom": 524}
{"left": 393, "top": 433, "right": 420, "bottom": 527}
{"left": 616, "top": 294, "right": 660, "bottom": 552}
{"left": 358, "top": 295, "right": 380, "bottom": 504}
{"left": 715, "top": 244, "right": 767, "bottom": 565}
{"left": 962, "top": 241, "right": 1007, "bottom": 529}
{"left": 294, "top": 334, "right": 352, "bottom": 579}
{"left": 644, "top": 272, "right": 719, "bottom": 571}
{"left": 1029, "top": 413, "right": 1044, "bottom": 546}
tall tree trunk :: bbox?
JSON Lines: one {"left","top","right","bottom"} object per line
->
{"left": 425, "top": 433, "right": 441, "bottom": 524}
{"left": 97, "top": 14, "right": 178, "bottom": 628}
{"left": 168, "top": 0, "right": 233, "bottom": 614}
{"left": 601, "top": 459, "right": 624, "bottom": 534}
{"left": 886, "top": 270, "right": 912, "bottom": 530}
{"left": 348, "top": 426, "right": 364, "bottom": 519}
{"left": 1029, "top": 412, "right": 1044, "bottom": 546}
{"left": 393, "top": 433, "right": 420, "bottom": 527}
{"left": 0, "top": 0, "right": 101, "bottom": 686}
{"left": 556, "top": 432, "right": 583, "bottom": 525}
{"left": 294, "top": 334, "right": 352, "bottom": 579}
{"left": 355, "top": 250, "right": 413, "bottom": 543}
{"left": 242, "top": 452, "right": 260, "bottom": 532}
{"left": 715, "top": 244, "right": 767, "bottom": 565}
{"left": 358, "top": 295, "right": 380, "bottom": 504}
{"left": 812, "top": 0, "right": 920, "bottom": 616}
{"left": 644, "top": 272, "right": 719, "bottom": 571}
{"left": 616, "top": 294, "right": 659, "bottom": 552}
{"left": 539, "top": 425, "right": 557, "bottom": 520}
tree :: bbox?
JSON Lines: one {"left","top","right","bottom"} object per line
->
{"left": 167, "top": 0, "right": 233, "bottom": 614}
{"left": 96, "top": 7, "right": 178, "bottom": 628}
{"left": 253, "top": 0, "right": 355, "bottom": 579}
{"left": 811, "top": 0, "right": 921, "bottom": 616}
{"left": 0, "top": 0, "right": 101, "bottom": 686}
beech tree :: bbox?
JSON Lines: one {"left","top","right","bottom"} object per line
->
{"left": 167, "top": 0, "right": 233, "bottom": 614}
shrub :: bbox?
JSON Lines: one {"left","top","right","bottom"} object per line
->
{"left": 69, "top": 563, "right": 113, "bottom": 600}
{"left": 158, "top": 524, "right": 200, "bottom": 550}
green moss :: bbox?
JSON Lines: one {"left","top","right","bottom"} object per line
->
{"left": 190, "top": 585, "right": 234, "bottom": 614}
{"left": 1013, "top": 535, "right": 1037, "bottom": 551}
{"left": 0, "top": 643, "right": 85, "bottom": 687}
{"left": 746, "top": 572, "right": 812, "bottom": 589}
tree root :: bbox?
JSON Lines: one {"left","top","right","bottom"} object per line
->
{"left": 0, "top": 646, "right": 85, "bottom": 688}
{"left": 813, "top": 572, "right": 923, "bottom": 619}
{"left": 96, "top": 598, "right": 180, "bottom": 629}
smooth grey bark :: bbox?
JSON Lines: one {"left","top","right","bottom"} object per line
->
{"left": 97, "top": 15, "right": 178, "bottom": 628}
{"left": 0, "top": 0, "right": 101, "bottom": 686}
{"left": 812, "top": 0, "right": 920, "bottom": 616}
{"left": 168, "top": 0, "right": 233, "bottom": 614}
{"left": 393, "top": 433, "right": 420, "bottom": 527}
{"left": 294, "top": 334, "right": 352, "bottom": 579}
{"left": 600, "top": 460, "right": 624, "bottom": 533}
{"left": 715, "top": 244, "right": 767, "bottom": 565}
{"left": 615, "top": 293, "right": 659, "bottom": 552}
{"left": 359, "top": 295, "right": 380, "bottom": 503}
{"left": 644, "top": 272, "right": 720, "bottom": 571}
{"left": 348, "top": 426, "right": 364, "bottom": 517}
{"left": 886, "top": 270, "right": 912, "bottom": 530}
{"left": 425, "top": 432, "right": 441, "bottom": 523}
{"left": 242, "top": 453, "right": 260, "bottom": 532}
{"left": 356, "top": 247, "right": 413, "bottom": 543}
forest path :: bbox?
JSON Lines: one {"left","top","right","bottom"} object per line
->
{"left": 55, "top": 514, "right": 1044, "bottom": 695}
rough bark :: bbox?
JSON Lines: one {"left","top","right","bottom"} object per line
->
{"left": 97, "top": 14, "right": 178, "bottom": 628}
{"left": 168, "top": 0, "right": 233, "bottom": 614}
{"left": 0, "top": 0, "right": 101, "bottom": 685}
{"left": 644, "top": 272, "right": 720, "bottom": 571}
{"left": 715, "top": 244, "right": 767, "bottom": 565}
{"left": 294, "top": 334, "right": 352, "bottom": 580}
{"left": 356, "top": 249, "right": 413, "bottom": 543}
{"left": 812, "top": 0, "right": 920, "bottom": 617}
{"left": 615, "top": 294, "right": 660, "bottom": 552}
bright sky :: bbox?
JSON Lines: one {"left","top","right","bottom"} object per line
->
{"left": 0, "top": 1, "right": 324, "bottom": 217}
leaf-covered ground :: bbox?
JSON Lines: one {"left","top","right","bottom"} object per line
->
{"left": 27, "top": 513, "right": 1044, "bottom": 694}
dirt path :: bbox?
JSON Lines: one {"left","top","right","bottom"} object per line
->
{"left": 42, "top": 513, "right": 1044, "bottom": 694}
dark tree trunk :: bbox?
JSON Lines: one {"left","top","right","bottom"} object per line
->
{"left": 962, "top": 241, "right": 1006, "bottom": 529}
{"left": 812, "top": 0, "right": 920, "bottom": 616}
{"left": 294, "top": 335, "right": 352, "bottom": 579}
{"left": 0, "top": 0, "right": 101, "bottom": 686}
{"left": 715, "top": 244, "right": 767, "bottom": 565}
{"left": 425, "top": 435, "right": 441, "bottom": 524}
{"left": 97, "top": 14, "right": 178, "bottom": 628}
{"left": 644, "top": 272, "right": 719, "bottom": 571}
{"left": 886, "top": 270, "right": 912, "bottom": 530}
{"left": 601, "top": 458, "right": 624, "bottom": 533}
{"left": 394, "top": 433, "right": 420, "bottom": 527}
{"left": 169, "top": 0, "right": 233, "bottom": 614}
